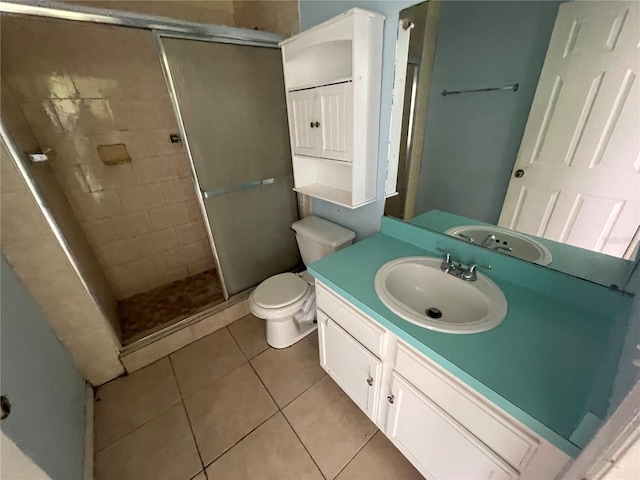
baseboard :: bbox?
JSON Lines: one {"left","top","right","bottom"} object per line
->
{"left": 83, "top": 383, "right": 94, "bottom": 480}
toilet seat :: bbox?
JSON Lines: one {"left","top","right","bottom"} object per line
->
{"left": 252, "top": 273, "right": 310, "bottom": 309}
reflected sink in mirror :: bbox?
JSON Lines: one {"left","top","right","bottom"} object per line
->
{"left": 374, "top": 257, "right": 508, "bottom": 334}
{"left": 445, "top": 225, "right": 552, "bottom": 266}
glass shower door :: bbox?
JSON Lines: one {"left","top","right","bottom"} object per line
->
{"left": 158, "top": 35, "right": 300, "bottom": 296}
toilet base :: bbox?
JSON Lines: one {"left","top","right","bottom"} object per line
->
{"left": 266, "top": 317, "right": 317, "bottom": 349}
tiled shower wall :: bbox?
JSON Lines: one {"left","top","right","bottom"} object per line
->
{"left": 1, "top": 15, "right": 216, "bottom": 299}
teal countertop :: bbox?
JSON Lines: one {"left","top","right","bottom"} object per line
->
{"left": 409, "top": 210, "right": 637, "bottom": 292}
{"left": 308, "top": 222, "right": 632, "bottom": 458}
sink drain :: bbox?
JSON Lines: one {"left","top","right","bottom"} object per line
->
{"left": 426, "top": 307, "right": 442, "bottom": 319}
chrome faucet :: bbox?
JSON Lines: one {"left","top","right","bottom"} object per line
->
{"left": 435, "top": 248, "right": 491, "bottom": 282}
{"left": 480, "top": 234, "right": 497, "bottom": 248}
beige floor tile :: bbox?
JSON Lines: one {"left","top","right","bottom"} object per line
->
{"left": 184, "top": 363, "right": 278, "bottom": 466}
{"left": 283, "top": 376, "right": 377, "bottom": 480}
{"left": 227, "top": 314, "right": 269, "bottom": 359}
{"left": 170, "top": 328, "right": 246, "bottom": 398}
{"left": 94, "top": 404, "right": 201, "bottom": 480}
{"left": 337, "top": 431, "right": 423, "bottom": 480}
{"left": 191, "top": 471, "right": 207, "bottom": 480}
{"left": 94, "top": 358, "right": 181, "bottom": 451}
{"left": 308, "top": 329, "right": 319, "bottom": 349}
{"left": 250, "top": 337, "right": 325, "bottom": 408}
{"left": 205, "top": 413, "right": 323, "bottom": 480}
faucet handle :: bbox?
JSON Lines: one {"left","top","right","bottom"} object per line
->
{"left": 461, "top": 263, "right": 492, "bottom": 281}
{"left": 435, "top": 247, "right": 451, "bottom": 263}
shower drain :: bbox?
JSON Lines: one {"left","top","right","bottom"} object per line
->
{"left": 425, "top": 307, "right": 442, "bottom": 319}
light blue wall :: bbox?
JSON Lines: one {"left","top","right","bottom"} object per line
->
{"left": 1, "top": 256, "right": 87, "bottom": 480}
{"left": 415, "top": 0, "right": 562, "bottom": 223}
{"left": 299, "top": 0, "right": 416, "bottom": 239}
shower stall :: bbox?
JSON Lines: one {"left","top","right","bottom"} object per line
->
{"left": 0, "top": 4, "right": 300, "bottom": 346}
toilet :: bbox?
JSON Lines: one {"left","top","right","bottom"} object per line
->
{"left": 249, "top": 216, "right": 355, "bottom": 349}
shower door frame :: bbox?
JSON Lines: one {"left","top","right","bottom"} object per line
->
{"left": 0, "top": 0, "right": 288, "bottom": 346}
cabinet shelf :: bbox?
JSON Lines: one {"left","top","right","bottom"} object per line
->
{"left": 280, "top": 8, "right": 383, "bottom": 208}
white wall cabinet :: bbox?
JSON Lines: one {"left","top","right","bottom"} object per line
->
{"left": 315, "top": 282, "right": 571, "bottom": 480}
{"left": 280, "top": 9, "right": 384, "bottom": 208}
{"left": 288, "top": 83, "right": 353, "bottom": 162}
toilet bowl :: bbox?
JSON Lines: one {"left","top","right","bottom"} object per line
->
{"left": 249, "top": 271, "right": 316, "bottom": 349}
{"left": 250, "top": 216, "right": 355, "bottom": 349}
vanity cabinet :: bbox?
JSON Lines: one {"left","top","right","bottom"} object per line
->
{"left": 280, "top": 9, "right": 383, "bottom": 208}
{"left": 315, "top": 281, "right": 570, "bottom": 480}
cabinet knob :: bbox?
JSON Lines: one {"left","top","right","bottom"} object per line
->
{"left": 310, "top": 122, "right": 315, "bottom": 128}
{"left": 366, "top": 377, "right": 374, "bottom": 386}
{"left": 387, "top": 394, "right": 395, "bottom": 404}
{"left": 314, "top": 121, "right": 320, "bottom": 128}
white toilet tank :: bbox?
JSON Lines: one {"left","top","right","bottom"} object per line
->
{"left": 292, "top": 216, "right": 356, "bottom": 265}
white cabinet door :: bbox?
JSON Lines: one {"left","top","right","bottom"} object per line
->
{"left": 288, "top": 89, "right": 320, "bottom": 157}
{"left": 318, "top": 312, "right": 381, "bottom": 418}
{"left": 318, "top": 82, "right": 354, "bottom": 162}
{"left": 385, "top": 373, "right": 518, "bottom": 480}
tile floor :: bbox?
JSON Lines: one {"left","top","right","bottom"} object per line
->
{"left": 118, "top": 269, "right": 225, "bottom": 344}
{"left": 94, "top": 313, "right": 423, "bottom": 480}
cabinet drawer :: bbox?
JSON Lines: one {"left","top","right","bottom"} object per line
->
{"left": 316, "top": 283, "right": 385, "bottom": 357}
{"left": 395, "top": 342, "right": 538, "bottom": 471}
{"left": 386, "top": 372, "right": 518, "bottom": 480}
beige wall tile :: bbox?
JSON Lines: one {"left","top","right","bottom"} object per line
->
{"left": 175, "top": 221, "right": 207, "bottom": 245}
{"left": 80, "top": 162, "right": 137, "bottom": 192}
{"left": 233, "top": 0, "right": 300, "bottom": 36}
{"left": 172, "top": 153, "right": 192, "bottom": 178}
{"left": 109, "top": 253, "right": 167, "bottom": 295}
{"left": 132, "top": 156, "right": 178, "bottom": 184}
{"left": 158, "top": 100, "right": 178, "bottom": 129}
{"left": 1, "top": 149, "right": 28, "bottom": 194}
{"left": 185, "top": 200, "right": 203, "bottom": 222}
{"left": 51, "top": 98, "right": 117, "bottom": 134}
{"left": 62, "top": 327, "right": 124, "bottom": 385}
{"left": 187, "top": 257, "right": 216, "bottom": 276}
{"left": 52, "top": 166, "right": 91, "bottom": 194}
{"left": 161, "top": 177, "right": 197, "bottom": 204}
{"left": 85, "top": 212, "right": 153, "bottom": 244}
{"left": 121, "top": 328, "right": 194, "bottom": 373}
{"left": 97, "top": 238, "right": 141, "bottom": 266}
{"left": 164, "top": 243, "right": 202, "bottom": 270}
{"left": 2, "top": 234, "right": 72, "bottom": 280}
{"left": 69, "top": 190, "right": 124, "bottom": 221}
{"left": 1, "top": 75, "right": 41, "bottom": 153}
{"left": 41, "top": 298, "right": 105, "bottom": 341}
{"left": 19, "top": 100, "right": 64, "bottom": 136}
{"left": 148, "top": 203, "right": 189, "bottom": 230}
{"left": 145, "top": 128, "right": 186, "bottom": 157}
{"left": 117, "top": 184, "right": 164, "bottom": 212}
{"left": 137, "top": 229, "right": 178, "bottom": 256}
{"left": 110, "top": 99, "right": 164, "bottom": 130}
{"left": 41, "top": 134, "right": 101, "bottom": 167}
{"left": 23, "top": 269, "right": 89, "bottom": 312}
{"left": 1, "top": 191, "right": 51, "bottom": 241}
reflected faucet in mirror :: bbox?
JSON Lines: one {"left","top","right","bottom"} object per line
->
{"left": 384, "top": 0, "right": 639, "bottom": 292}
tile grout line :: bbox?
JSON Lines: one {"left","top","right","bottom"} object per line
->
{"left": 332, "top": 429, "right": 380, "bottom": 480}
{"left": 280, "top": 407, "right": 327, "bottom": 480}
{"left": 168, "top": 355, "right": 206, "bottom": 471}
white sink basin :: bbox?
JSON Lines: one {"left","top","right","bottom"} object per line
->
{"left": 374, "top": 257, "right": 507, "bottom": 334}
{"left": 445, "top": 225, "right": 552, "bottom": 266}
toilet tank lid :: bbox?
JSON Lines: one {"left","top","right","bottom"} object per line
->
{"left": 292, "top": 216, "right": 356, "bottom": 248}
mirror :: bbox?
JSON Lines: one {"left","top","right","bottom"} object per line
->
{"left": 385, "top": 0, "right": 639, "bottom": 291}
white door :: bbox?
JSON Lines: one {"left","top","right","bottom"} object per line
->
{"left": 385, "top": 373, "right": 518, "bottom": 480}
{"left": 288, "top": 88, "right": 320, "bottom": 157}
{"left": 318, "top": 82, "right": 354, "bottom": 162}
{"left": 318, "top": 312, "right": 381, "bottom": 419}
{"left": 498, "top": 1, "right": 640, "bottom": 258}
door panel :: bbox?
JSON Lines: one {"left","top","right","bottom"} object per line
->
{"left": 318, "top": 82, "right": 353, "bottom": 162}
{"left": 288, "top": 89, "right": 319, "bottom": 156}
{"left": 160, "top": 37, "right": 300, "bottom": 295}
{"left": 385, "top": 373, "right": 517, "bottom": 480}
{"left": 499, "top": 1, "right": 639, "bottom": 258}
{"left": 318, "top": 313, "right": 381, "bottom": 418}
